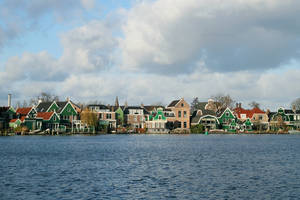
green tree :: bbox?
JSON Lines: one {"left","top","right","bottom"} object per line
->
{"left": 191, "top": 124, "right": 204, "bottom": 134}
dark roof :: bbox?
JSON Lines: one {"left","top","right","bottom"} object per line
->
{"left": 35, "top": 102, "right": 53, "bottom": 112}
{"left": 191, "top": 109, "right": 216, "bottom": 124}
{"left": 88, "top": 104, "right": 109, "bottom": 109}
{"left": 0, "top": 107, "right": 10, "bottom": 113}
{"left": 216, "top": 107, "right": 227, "bottom": 117}
{"left": 123, "top": 106, "right": 147, "bottom": 114}
{"left": 56, "top": 102, "right": 69, "bottom": 113}
{"left": 143, "top": 105, "right": 164, "bottom": 112}
{"left": 167, "top": 100, "right": 180, "bottom": 107}
{"left": 284, "top": 109, "right": 294, "bottom": 114}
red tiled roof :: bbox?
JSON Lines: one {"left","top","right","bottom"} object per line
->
{"left": 234, "top": 107, "right": 266, "bottom": 119}
{"left": 251, "top": 107, "right": 265, "bottom": 114}
{"left": 10, "top": 119, "right": 18, "bottom": 123}
{"left": 16, "top": 107, "right": 32, "bottom": 115}
{"left": 36, "top": 112, "right": 54, "bottom": 120}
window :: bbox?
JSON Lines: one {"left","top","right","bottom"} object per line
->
{"left": 178, "top": 122, "right": 182, "bottom": 128}
{"left": 178, "top": 111, "right": 182, "bottom": 118}
{"left": 225, "top": 112, "right": 229, "bottom": 117}
{"left": 184, "top": 122, "right": 187, "bottom": 128}
{"left": 259, "top": 115, "right": 263, "bottom": 120}
{"left": 184, "top": 111, "right": 187, "bottom": 118}
{"left": 159, "top": 115, "right": 162, "bottom": 120}
{"left": 99, "top": 113, "right": 103, "bottom": 119}
{"left": 181, "top": 103, "right": 184, "bottom": 107}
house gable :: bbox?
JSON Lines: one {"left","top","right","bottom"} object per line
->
{"left": 59, "top": 102, "right": 77, "bottom": 116}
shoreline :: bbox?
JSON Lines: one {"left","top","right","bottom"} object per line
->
{"left": 0, "top": 131, "right": 296, "bottom": 136}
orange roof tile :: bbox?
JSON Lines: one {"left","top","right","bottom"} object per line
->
{"left": 16, "top": 107, "right": 32, "bottom": 115}
{"left": 10, "top": 119, "right": 18, "bottom": 123}
{"left": 36, "top": 112, "right": 54, "bottom": 120}
{"left": 234, "top": 107, "right": 266, "bottom": 119}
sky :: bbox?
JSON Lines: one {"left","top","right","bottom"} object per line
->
{"left": 0, "top": 0, "right": 300, "bottom": 110}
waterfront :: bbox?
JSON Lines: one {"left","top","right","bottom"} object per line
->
{"left": 1, "top": 135, "right": 300, "bottom": 199}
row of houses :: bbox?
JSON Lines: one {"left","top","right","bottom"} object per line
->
{"left": 1, "top": 94, "right": 300, "bottom": 134}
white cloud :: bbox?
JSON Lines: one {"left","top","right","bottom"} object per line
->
{"left": 59, "top": 20, "right": 118, "bottom": 72}
{"left": 120, "top": 0, "right": 300, "bottom": 73}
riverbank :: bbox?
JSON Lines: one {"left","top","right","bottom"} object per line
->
{"left": 0, "top": 131, "right": 296, "bottom": 136}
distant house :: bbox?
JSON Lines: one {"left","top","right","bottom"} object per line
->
{"left": 36, "top": 100, "right": 78, "bottom": 129}
{"left": 145, "top": 107, "right": 169, "bottom": 133}
{"left": 88, "top": 104, "right": 117, "bottom": 130}
{"left": 217, "top": 107, "right": 237, "bottom": 132}
{"left": 0, "top": 106, "right": 16, "bottom": 130}
{"left": 233, "top": 103, "right": 268, "bottom": 131}
{"left": 36, "top": 112, "right": 60, "bottom": 131}
{"left": 166, "top": 98, "right": 190, "bottom": 132}
{"left": 191, "top": 100, "right": 220, "bottom": 131}
{"left": 269, "top": 107, "right": 300, "bottom": 131}
{"left": 9, "top": 118, "right": 22, "bottom": 129}
{"left": 123, "top": 106, "right": 147, "bottom": 130}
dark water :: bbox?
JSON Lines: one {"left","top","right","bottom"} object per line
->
{"left": 1, "top": 135, "right": 300, "bottom": 200}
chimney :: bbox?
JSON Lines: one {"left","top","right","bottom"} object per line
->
{"left": 66, "top": 97, "right": 70, "bottom": 102}
{"left": 236, "top": 103, "right": 238, "bottom": 108}
{"left": 8, "top": 94, "right": 11, "bottom": 107}
{"left": 239, "top": 103, "right": 242, "bottom": 108}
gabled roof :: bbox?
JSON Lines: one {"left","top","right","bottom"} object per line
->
{"left": 143, "top": 105, "right": 164, "bottom": 112}
{"left": 16, "top": 107, "right": 33, "bottom": 116}
{"left": 36, "top": 102, "right": 53, "bottom": 112}
{"left": 56, "top": 101, "right": 68, "bottom": 113}
{"left": 36, "top": 112, "right": 55, "bottom": 120}
{"left": 167, "top": 100, "right": 180, "bottom": 107}
{"left": 234, "top": 107, "right": 266, "bottom": 119}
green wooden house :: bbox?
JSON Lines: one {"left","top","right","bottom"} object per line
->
{"left": 217, "top": 107, "right": 237, "bottom": 132}
{"left": 115, "top": 107, "right": 124, "bottom": 127}
{"left": 36, "top": 100, "right": 78, "bottom": 130}
{"left": 36, "top": 112, "right": 60, "bottom": 131}
{"left": 0, "top": 106, "right": 16, "bottom": 130}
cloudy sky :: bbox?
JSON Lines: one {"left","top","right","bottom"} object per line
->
{"left": 0, "top": 0, "right": 300, "bottom": 110}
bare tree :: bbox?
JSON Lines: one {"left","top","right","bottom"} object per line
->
{"left": 211, "top": 94, "right": 235, "bottom": 109}
{"left": 249, "top": 101, "right": 260, "bottom": 109}
{"left": 190, "top": 97, "right": 202, "bottom": 113}
{"left": 29, "top": 92, "right": 60, "bottom": 105}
